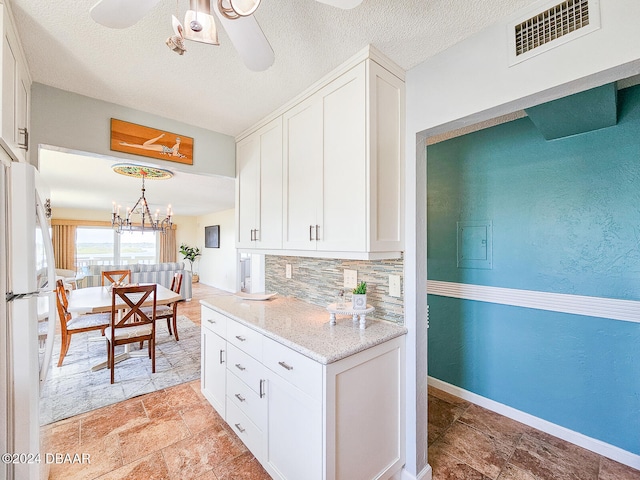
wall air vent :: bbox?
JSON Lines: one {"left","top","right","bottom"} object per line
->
{"left": 508, "top": 0, "right": 600, "bottom": 66}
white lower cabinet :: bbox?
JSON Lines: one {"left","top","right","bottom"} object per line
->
{"left": 201, "top": 310, "right": 227, "bottom": 417}
{"left": 201, "top": 305, "right": 405, "bottom": 480}
{"left": 264, "top": 368, "right": 323, "bottom": 480}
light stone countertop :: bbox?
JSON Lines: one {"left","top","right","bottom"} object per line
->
{"left": 199, "top": 294, "right": 407, "bottom": 364}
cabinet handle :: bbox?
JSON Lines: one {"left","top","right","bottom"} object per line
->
{"left": 207, "top": 319, "right": 216, "bottom": 324}
{"left": 278, "top": 361, "right": 293, "bottom": 371}
{"left": 254, "top": 228, "right": 259, "bottom": 241}
{"left": 235, "top": 393, "right": 246, "bottom": 402}
{"left": 309, "top": 225, "right": 314, "bottom": 241}
{"left": 315, "top": 224, "right": 320, "bottom": 241}
{"left": 219, "top": 349, "right": 225, "bottom": 364}
{"left": 234, "top": 423, "right": 246, "bottom": 433}
{"left": 259, "top": 379, "right": 265, "bottom": 398}
{"left": 18, "top": 128, "right": 28, "bottom": 150}
{"left": 235, "top": 363, "right": 246, "bottom": 371}
{"left": 235, "top": 335, "right": 246, "bottom": 342}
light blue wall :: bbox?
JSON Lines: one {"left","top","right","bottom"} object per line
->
{"left": 427, "top": 85, "right": 640, "bottom": 454}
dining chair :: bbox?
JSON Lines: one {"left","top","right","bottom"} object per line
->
{"left": 105, "top": 284, "right": 157, "bottom": 384}
{"left": 54, "top": 279, "right": 111, "bottom": 366}
{"left": 140, "top": 272, "right": 183, "bottom": 341}
{"left": 101, "top": 269, "right": 131, "bottom": 286}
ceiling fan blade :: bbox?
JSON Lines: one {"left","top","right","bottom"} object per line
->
{"left": 90, "top": 0, "right": 161, "bottom": 29}
{"left": 213, "top": 9, "right": 274, "bottom": 71}
{"left": 313, "top": 0, "right": 363, "bottom": 9}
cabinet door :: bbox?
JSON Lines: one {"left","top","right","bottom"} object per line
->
{"left": 264, "top": 371, "right": 322, "bottom": 480}
{"left": 201, "top": 328, "right": 226, "bottom": 418}
{"left": 256, "top": 117, "right": 282, "bottom": 249}
{"left": 236, "top": 133, "right": 260, "bottom": 248}
{"left": 282, "top": 97, "right": 323, "bottom": 250}
{"left": 1, "top": 18, "right": 27, "bottom": 163}
{"left": 317, "top": 63, "right": 367, "bottom": 252}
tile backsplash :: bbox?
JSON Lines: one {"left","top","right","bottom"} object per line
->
{"left": 265, "top": 255, "right": 404, "bottom": 324}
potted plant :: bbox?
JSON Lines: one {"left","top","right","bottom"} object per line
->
{"left": 179, "top": 243, "right": 201, "bottom": 283}
{"left": 352, "top": 281, "right": 367, "bottom": 310}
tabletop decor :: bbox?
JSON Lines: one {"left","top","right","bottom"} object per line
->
{"left": 110, "top": 118, "right": 194, "bottom": 165}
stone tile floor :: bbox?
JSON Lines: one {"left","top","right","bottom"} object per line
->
{"left": 428, "top": 386, "right": 640, "bottom": 480}
{"left": 42, "top": 283, "right": 640, "bottom": 479}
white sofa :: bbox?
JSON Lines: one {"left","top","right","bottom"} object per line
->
{"left": 80, "top": 262, "right": 192, "bottom": 300}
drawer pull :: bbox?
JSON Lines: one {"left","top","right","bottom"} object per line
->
{"left": 234, "top": 423, "right": 246, "bottom": 433}
{"left": 235, "top": 393, "right": 246, "bottom": 402}
{"left": 207, "top": 319, "right": 216, "bottom": 324}
{"left": 235, "top": 363, "right": 246, "bottom": 371}
{"left": 235, "top": 335, "right": 247, "bottom": 342}
{"left": 278, "top": 361, "right": 294, "bottom": 371}
{"left": 219, "top": 349, "right": 225, "bottom": 364}
{"left": 259, "top": 379, "right": 265, "bottom": 398}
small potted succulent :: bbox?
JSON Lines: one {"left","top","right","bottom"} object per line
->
{"left": 351, "top": 281, "right": 367, "bottom": 310}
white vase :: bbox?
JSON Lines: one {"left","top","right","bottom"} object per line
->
{"left": 352, "top": 294, "right": 367, "bottom": 310}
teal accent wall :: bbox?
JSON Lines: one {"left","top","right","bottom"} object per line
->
{"left": 427, "top": 85, "right": 640, "bottom": 454}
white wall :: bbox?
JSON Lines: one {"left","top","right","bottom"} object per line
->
{"left": 31, "top": 84, "right": 236, "bottom": 178}
{"left": 404, "top": 0, "right": 640, "bottom": 476}
{"left": 195, "top": 208, "right": 237, "bottom": 292}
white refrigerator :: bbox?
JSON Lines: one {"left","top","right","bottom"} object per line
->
{"left": 1, "top": 160, "right": 57, "bottom": 480}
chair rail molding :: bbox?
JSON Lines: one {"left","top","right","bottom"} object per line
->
{"left": 427, "top": 280, "right": 640, "bottom": 324}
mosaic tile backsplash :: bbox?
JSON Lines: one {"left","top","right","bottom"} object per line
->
{"left": 265, "top": 255, "right": 404, "bottom": 324}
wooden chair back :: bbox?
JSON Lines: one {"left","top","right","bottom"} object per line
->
{"left": 107, "top": 284, "right": 157, "bottom": 383}
{"left": 102, "top": 269, "right": 131, "bottom": 286}
{"left": 54, "top": 279, "right": 110, "bottom": 367}
{"left": 54, "top": 279, "right": 71, "bottom": 335}
{"left": 110, "top": 284, "right": 157, "bottom": 329}
{"left": 170, "top": 272, "right": 183, "bottom": 295}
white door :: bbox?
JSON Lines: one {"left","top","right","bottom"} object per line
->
{"left": 201, "top": 328, "right": 227, "bottom": 417}
{"left": 256, "top": 117, "right": 283, "bottom": 249}
{"left": 264, "top": 371, "right": 322, "bottom": 480}
{"left": 318, "top": 64, "right": 367, "bottom": 252}
{"left": 282, "top": 97, "right": 323, "bottom": 250}
{"left": 236, "top": 134, "right": 260, "bottom": 248}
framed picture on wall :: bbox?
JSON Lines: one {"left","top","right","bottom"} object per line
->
{"left": 205, "top": 225, "right": 220, "bottom": 248}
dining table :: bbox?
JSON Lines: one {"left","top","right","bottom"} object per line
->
{"left": 66, "top": 283, "right": 181, "bottom": 371}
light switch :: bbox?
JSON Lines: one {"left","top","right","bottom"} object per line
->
{"left": 389, "top": 275, "right": 401, "bottom": 297}
{"left": 285, "top": 264, "right": 292, "bottom": 279}
{"left": 343, "top": 269, "right": 357, "bottom": 289}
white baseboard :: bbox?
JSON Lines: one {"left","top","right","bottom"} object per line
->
{"left": 395, "top": 464, "right": 432, "bottom": 480}
{"left": 428, "top": 377, "right": 640, "bottom": 470}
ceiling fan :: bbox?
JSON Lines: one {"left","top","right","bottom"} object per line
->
{"left": 90, "top": 0, "right": 364, "bottom": 72}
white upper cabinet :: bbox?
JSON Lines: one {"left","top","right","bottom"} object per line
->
{"left": 0, "top": 5, "right": 30, "bottom": 163}
{"left": 236, "top": 46, "right": 405, "bottom": 260}
{"left": 283, "top": 62, "right": 367, "bottom": 253}
{"left": 236, "top": 117, "right": 283, "bottom": 249}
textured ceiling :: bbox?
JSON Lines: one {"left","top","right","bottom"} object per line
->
{"left": 12, "top": 0, "right": 540, "bottom": 216}
{"left": 10, "top": 0, "right": 539, "bottom": 137}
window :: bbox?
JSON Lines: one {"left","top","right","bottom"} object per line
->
{"left": 76, "top": 227, "right": 158, "bottom": 269}
{"left": 119, "top": 230, "right": 157, "bottom": 265}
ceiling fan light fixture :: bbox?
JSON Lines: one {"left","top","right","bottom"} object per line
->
{"left": 183, "top": 0, "right": 219, "bottom": 45}
{"left": 229, "top": 0, "right": 261, "bottom": 16}
{"left": 217, "top": 0, "right": 240, "bottom": 19}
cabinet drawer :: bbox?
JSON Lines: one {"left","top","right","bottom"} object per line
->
{"left": 263, "top": 337, "right": 323, "bottom": 399}
{"left": 227, "top": 320, "right": 263, "bottom": 360}
{"left": 226, "top": 399, "right": 263, "bottom": 461}
{"left": 201, "top": 307, "right": 227, "bottom": 338}
{"left": 227, "top": 370, "right": 266, "bottom": 431}
{"left": 226, "top": 343, "right": 264, "bottom": 395}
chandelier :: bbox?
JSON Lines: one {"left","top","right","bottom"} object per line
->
{"left": 110, "top": 164, "right": 173, "bottom": 235}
